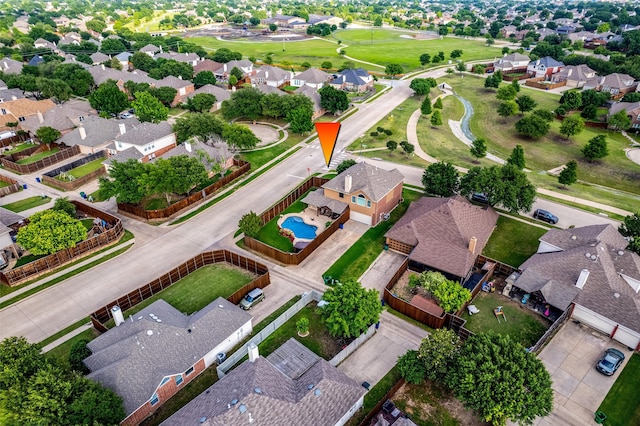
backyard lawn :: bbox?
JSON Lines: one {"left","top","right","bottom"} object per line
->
{"left": 15, "top": 147, "right": 60, "bottom": 164}
{"left": 461, "top": 291, "right": 549, "bottom": 348}
{"left": 324, "top": 188, "right": 421, "bottom": 282}
{"left": 482, "top": 216, "right": 548, "bottom": 268}
{"left": 1, "top": 195, "right": 50, "bottom": 212}
{"left": 3, "top": 143, "right": 33, "bottom": 155}
{"left": 57, "top": 158, "right": 106, "bottom": 180}
{"left": 598, "top": 353, "right": 640, "bottom": 426}
{"left": 255, "top": 195, "right": 310, "bottom": 252}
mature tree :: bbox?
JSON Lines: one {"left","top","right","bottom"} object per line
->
{"left": 422, "top": 162, "right": 459, "bottom": 197}
{"left": 239, "top": 211, "right": 262, "bottom": 238}
{"left": 53, "top": 197, "right": 76, "bottom": 217}
{"left": 89, "top": 80, "right": 130, "bottom": 116}
{"left": 510, "top": 78, "right": 521, "bottom": 93}
{"left": 582, "top": 89, "right": 609, "bottom": 108}
{"left": 68, "top": 339, "right": 91, "bottom": 374}
{"left": 560, "top": 90, "right": 582, "bottom": 110}
{"left": 300, "top": 61, "right": 311, "bottom": 69}
{"left": 470, "top": 138, "right": 487, "bottom": 161}
{"left": 418, "top": 328, "right": 461, "bottom": 382}
{"left": 420, "top": 271, "right": 471, "bottom": 313}
{"left": 148, "top": 86, "right": 178, "bottom": 107}
{"left": 385, "top": 63, "right": 404, "bottom": 79}
{"left": 98, "top": 159, "right": 150, "bottom": 204}
{"left": 496, "top": 85, "right": 517, "bottom": 101}
{"left": 559, "top": 115, "right": 585, "bottom": 140}
{"left": 38, "top": 77, "right": 72, "bottom": 103}
{"left": 484, "top": 74, "right": 500, "bottom": 89}
{"left": 86, "top": 18, "right": 107, "bottom": 33}
{"left": 409, "top": 78, "right": 432, "bottom": 96}
{"left": 622, "top": 92, "right": 640, "bottom": 103}
{"left": 460, "top": 165, "right": 536, "bottom": 212}
{"left": 222, "top": 123, "right": 259, "bottom": 151}
{"left": 581, "top": 104, "right": 597, "bottom": 120}
{"left": 515, "top": 114, "right": 550, "bottom": 139}
{"left": 506, "top": 145, "right": 526, "bottom": 170}
{"left": 420, "top": 97, "right": 432, "bottom": 115}
{"left": 185, "top": 93, "right": 217, "bottom": 113}
{"left": 619, "top": 213, "right": 640, "bottom": 255}
{"left": 446, "top": 334, "right": 553, "bottom": 426}
{"left": 227, "top": 75, "right": 239, "bottom": 87}
{"left": 287, "top": 107, "right": 314, "bottom": 134}
{"left": 400, "top": 141, "right": 415, "bottom": 155}
{"left": 51, "top": 64, "right": 94, "bottom": 96}
{"left": 145, "top": 156, "right": 207, "bottom": 203}
{"left": 497, "top": 101, "right": 518, "bottom": 119}
{"left": 130, "top": 51, "right": 156, "bottom": 71}
{"left": 173, "top": 113, "right": 226, "bottom": 144}
{"left": 229, "top": 66, "right": 244, "bottom": 82}
{"left": 193, "top": 71, "right": 216, "bottom": 88}
{"left": 319, "top": 86, "right": 349, "bottom": 115}
{"left": 397, "top": 350, "right": 427, "bottom": 384}
{"left": 321, "top": 61, "right": 333, "bottom": 70}
{"left": 450, "top": 49, "right": 463, "bottom": 58}
{"left": 582, "top": 135, "right": 609, "bottom": 161}
{"left": 100, "top": 38, "right": 126, "bottom": 54}
{"left": 35, "top": 126, "right": 61, "bottom": 146}
{"left": 515, "top": 95, "right": 537, "bottom": 115}
{"left": 131, "top": 91, "right": 169, "bottom": 123}
{"left": 533, "top": 108, "right": 555, "bottom": 122}
{"left": 608, "top": 110, "right": 631, "bottom": 131}
{"left": 433, "top": 97, "right": 443, "bottom": 109}
{"left": 558, "top": 160, "right": 578, "bottom": 188}
{"left": 419, "top": 53, "right": 431, "bottom": 66}
{"left": 17, "top": 210, "right": 87, "bottom": 255}
{"left": 430, "top": 109, "right": 443, "bottom": 126}
{"left": 386, "top": 140, "right": 398, "bottom": 152}
{"left": 221, "top": 87, "right": 264, "bottom": 122}
{"left": 320, "top": 279, "right": 383, "bottom": 338}
{"left": 336, "top": 159, "right": 357, "bottom": 174}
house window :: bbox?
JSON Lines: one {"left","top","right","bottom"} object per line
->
{"left": 18, "top": 116, "right": 25, "bottom": 122}
{"left": 150, "top": 393, "right": 159, "bottom": 406}
{"left": 117, "top": 143, "right": 122, "bottom": 149}
{"left": 0, "top": 108, "right": 5, "bottom": 114}
{"left": 175, "top": 375, "right": 183, "bottom": 386}
{"left": 79, "top": 116, "right": 84, "bottom": 122}
{"left": 185, "top": 366, "right": 194, "bottom": 376}
{"left": 339, "top": 192, "right": 344, "bottom": 198}
{"left": 160, "top": 377, "right": 170, "bottom": 386}
{"left": 355, "top": 194, "right": 368, "bottom": 207}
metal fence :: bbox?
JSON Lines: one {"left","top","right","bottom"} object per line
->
{"left": 41, "top": 151, "right": 107, "bottom": 191}
{"left": 329, "top": 323, "right": 377, "bottom": 367}
{"left": 1, "top": 145, "right": 81, "bottom": 174}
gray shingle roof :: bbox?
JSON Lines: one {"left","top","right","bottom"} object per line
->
{"left": 59, "top": 115, "right": 130, "bottom": 148}
{"left": 158, "top": 141, "right": 232, "bottom": 165}
{"left": 516, "top": 225, "right": 640, "bottom": 331}
{"left": 139, "top": 44, "right": 160, "bottom": 53}
{"left": 302, "top": 188, "right": 348, "bottom": 214}
{"left": 255, "top": 85, "right": 287, "bottom": 96}
{"left": 85, "top": 298, "right": 252, "bottom": 415}
{"left": 186, "top": 84, "right": 230, "bottom": 103}
{"left": 103, "top": 146, "right": 143, "bottom": 164}
{"left": 609, "top": 101, "right": 640, "bottom": 117}
{"left": 385, "top": 196, "right": 498, "bottom": 278}
{"left": 155, "top": 52, "right": 200, "bottom": 63}
{"left": 0, "top": 207, "right": 24, "bottom": 226}
{"left": 530, "top": 56, "right": 564, "bottom": 68}
{"left": 254, "top": 65, "right": 292, "bottom": 83}
{"left": 322, "top": 162, "right": 404, "bottom": 202}
{"left": 162, "top": 339, "right": 365, "bottom": 426}
{"left": 294, "top": 85, "right": 321, "bottom": 112}
{"left": 115, "top": 121, "right": 174, "bottom": 146}
{"left": 158, "top": 75, "right": 193, "bottom": 89}
{"left": 295, "top": 68, "right": 331, "bottom": 85}
{"left": 90, "top": 52, "right": 110, "bottom": 64}
{"left": 21, "top": 99, "right": 95, "bottom": 134}
{"left": 0, "top": 58, "right": 23, "bottom": 75}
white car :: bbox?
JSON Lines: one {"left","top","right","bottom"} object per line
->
{"left": 119, "top": 112, "right": 133, "bottom": 119}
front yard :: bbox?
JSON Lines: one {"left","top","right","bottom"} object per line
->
{"left": 482, "top": 216, "right": 548, "bottom": 268}
{"left": 598, "top": 353, "right": 640, "bottom": 426}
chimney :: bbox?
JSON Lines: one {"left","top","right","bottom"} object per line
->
{"left": 223, "top": 63, "right": 227, "bottom": 72}
{"left": 248, "top": 343, "right": 259, "bottom": 362}
{"left": 119, "top": 123, "right": 126, "bottom": 135}
{"left": 79, "top": 126, "right": 86, "bottom": 140}
{"left": 3, "top": 61, "right": 7, "bottom": 70}
{"left": 101, "top": 64, "right": 105, "bottom": 70}
{"left": 265, "top": 71, "right": 269, "bottom": 79}
{"left": 231, "top": 86, "right": 236, "bottom": 92}
{"left": 178, "top": 75, "right": 182, "bottom": 80}
{"left": 468, "top": 236, "right": 477, "bottom": 254}
{"left": 37, "top": 111, "right": 43, "bottom": 124}
{"left": 111, "top": 305, "right": 125, "bottom": 327}
{"left": 344, "top": 175, "right": 352, "bottom": 193}
{"left": 575, "top": 269, "right": 589, "bottom": 289}
{"left": 184, "top": 141, "right": 192, "bottom": 152}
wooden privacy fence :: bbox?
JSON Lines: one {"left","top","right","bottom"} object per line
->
{"left": 525, "top": 78, "right": 566, "bottom": 90}
{"left": 358, "top": 379, "right": 406, "bottom": 426}
{"left": 41, "top": 151, "right": 107, "bottom": 191}
{"left": 1, "top": 201, "right": 123, "bottom": 286}
{"left": 90, "top": 249, "right": 270, "bottom": 332}
{"left": 1, "top": 145, "right": 81, "bottom": 174}
{"left": 0, "top": 134, "right": 29, "bottom": 148}
{"left": 0, "top": 174, "right": 21, "bottom": 197}
{"left": 258, "top": 176, "right": 330, "bottom": 224}
{"left": 0, "top": 144, "right": 41, "bottom": 161}
{"left": 117, "top": 158, "right": 250, "bottom": 220}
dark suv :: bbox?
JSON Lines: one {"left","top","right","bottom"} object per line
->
{"left": 533, "top": 209, "right": 558, "bottom": 224}
{"left": 470, "top": 193, "right": 489, "bottom": 204}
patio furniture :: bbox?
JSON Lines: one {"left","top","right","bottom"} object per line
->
{"left": 494, "top": 306, "right": 506, "bottom": 323}
{"left": 468, "top": 304, "right": 480, "bottom": 315}
{"left": 521, "top": 293, "right": 530, "bottom": 304}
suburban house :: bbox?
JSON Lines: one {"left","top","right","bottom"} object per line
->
{"left": 158, "top": 140, "right": 234, "bottom": 175}
{"left": 158, "top": 75, "right": 195, "bottom": 106}
{"left": 513, "top": 224, "right": 640, "bottom": 350}
{"left": 84, "top": 298, "right": 253, "bottom": 426}
{"left": 330, "top": 68, "right": 374, "bottom": 92}
{"left": 164, "top": 339, "right": 366, "bottom": 426}
{"left": 0, "top": 98, "right": 56, "bottom": 131}
{"left": 90, "top": 52, "right": 111, "bottom": 65}
{"left": 250, "top": 65, "right": 293, "bottom": 88}
{"left": 550, "top": 64, "right": 597, "bottom": 88}
{"left": 0, "top": 57, "right": 23, "bottom": 75}
{"left": 139, "top": 44, "right": 161, "bottom": 57}
{"left": 184, "top": 84, "right": 230, "bottom": 111}
{"left": 0, "top": 207, "right": 24, "bottom": 268}
{"left": 303, "top": 162, "right": 404, "bottom": 226}
{"left": 385, "top": 196, "right": 498, "bottom": 282}
{"left": 557, "top": 25, "right": 578, "bottom": 35}
{"left": 21, "top": 99, "right": 94, "bottom": 136}
{"left": 492, "top": 52, "right": 530, "bottom": 74}
{"left": 59, "top": 32, "right": 82, "bottom": 46}
{"left": 106, "top": 121, "right": 176, "bottom": 163}
{"left": 34, "top": 38, "right": 56, "bottom": 50}
{"left": 294, "top": 85, "right": 324, "bottom": 119}
{"left": 154, "top": 52, "right": 200, "bottom": 66}
{"left": 58, "top": 115, "right": 130, "bottom": 154}
{"left": 291, "top": 68, "right": 331, "bottom": 89}
{"left": 28, "top": 55, "right": 44, "bottom": 67}
{"left": 593, "top": 73, "right": 638, "bottom": 98}
{"left": 193, "top": 59, "right": 223, "bottom": 76}
{"left": 115, "top": 52, "right": 133, "bottom": 69}
{"left": 536, "top": 27, "right": 558, "bottom": 40}
{"left": 527, "top": 56, "right": 565, "bottom": 79}
{"left": 262, "top": 15, "right": 306, "bottom": 27}
{"left": 212, "top": 60, "right": 254, "bottom": 80}
{"left": 255, "top": 85, "right": 287, "bottom": 96}
{"left": 608, "top": 101, "right": 640, "bottom": 129}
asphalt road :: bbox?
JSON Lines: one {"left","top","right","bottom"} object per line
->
{"left": 0, "top": 68, "right": 621, "bottom": 342}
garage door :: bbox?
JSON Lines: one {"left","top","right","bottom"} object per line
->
{"left": 572, "top": 304, "right": 616, "bottom": 336}
{"left": 613, "top": 325, "right": 640, "bottom": 350}
{"left": 349, "top": 211, "right": 372, "bottom": 226}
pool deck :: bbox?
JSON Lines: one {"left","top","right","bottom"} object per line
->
{"left": 277, "top": 209, "right": 330, "bottom": 246}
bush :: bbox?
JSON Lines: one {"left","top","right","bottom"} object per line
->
{"left": 384, "top": 129, "right": 392, "bottom": 136}
{"left": 69, "top": 339, "right": 92, "bottom": 374}
{"left": 296, "top": 317, "right": 309, "bottom": 334}
{"left": 370, "top": 131, "right": 379, "bottom": 137}
{"left": 239, "top": 211, "right": 262, "bottom": 238}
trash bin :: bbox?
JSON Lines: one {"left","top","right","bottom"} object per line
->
{"left": 384, "top": 243, "right": 389, "bottom": 251}
{"left": 22, "top": 184, "right": 27, "bottom": 189}
{"left": 80, "top": 191, "right": 86, "bottom": 199}
{"left": 35, "top": 177, "right": 41, "bottom": 183}
{"left": 339, "top": 223, "right": 344, "bottom": 229}
{"left": 323, "top": 275, "right": 332, "bottom": 285}
{"left": 594, "top": 411, "right": 607, "bottom": 424}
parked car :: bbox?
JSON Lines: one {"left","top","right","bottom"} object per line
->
{"left": 470, "top": 193, "right": 489, "bottom": 204}
{"left": 533, "top": 209, "right": 559, "bottom": 224}
{"left": 239, "top": 288, "right": 264, "bottom": 310}
{"left": 596, "top": 348, "right": 625, "bottom": 376}
{"left": 119, "top": 112, "right": 133, "bottom": 119}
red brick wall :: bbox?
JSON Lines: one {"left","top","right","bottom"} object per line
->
{"left": 139, "top": 143, "right": 176, "bottom": 163}
{"left": 372, "top": 183, "right": 403, "bottom": 225}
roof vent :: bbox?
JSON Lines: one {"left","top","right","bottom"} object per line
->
{"left": 199, "top": 417, "right": 207, "bottom": 423}
{"left": 614, "top": 292, "right": 620, "bottom": 298}
{"left": 156, "top": 319, "right": 162, "bottom": 323}
{"left": 585, "top": 252, "right": 591, "bottom": 258}
{"left": 307, "top": 384, "right": 314, "bottom": 390}
{"left": 591, "top": 255, "right": 597, "bottom": 261}
{"left": 138, "top": 316, "right": 143, "bottom": 320}
{"left": 187, "top": 329, "right": 192, "bottom": 333}
{"left": 218, "top": 304, "right": 224, "bottom": 308}
{"left": 576, "top": 269, "right": 590, "bottom": 289}
{"left": 238, "top": 404, "right": 247, "bottom": 414}
{"left": 231, "top": 399, "right": 238, "bottom": 406}
{"left": 618, "top": 250, "right": 624, "bottom": 256}
{"left": 147, "top": 330, "right": 153, "bottom": 336}
{"left": 314, "top": 389, "right": 322, "bottom": 397}
{"left": 254, "top": 388, "right": 262, "bottom": 394}
{"left": 571, "top": 235, "right": 577, "bottom": 240}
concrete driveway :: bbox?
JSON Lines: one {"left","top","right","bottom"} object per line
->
{"left": 532, "top": 320, "right": 631, "bottom": 426}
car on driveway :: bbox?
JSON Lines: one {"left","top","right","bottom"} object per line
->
{"left": 239, "top": 288, "right": 264, "bottom": 310}
{"left": 533, "top": 209, "right": 559, "bottom": 224}
{"left": 596, "top": 348, "right": 625, "bottom": 375}
{"left": 470, "top": 193, "right": 489, "bottom": 204}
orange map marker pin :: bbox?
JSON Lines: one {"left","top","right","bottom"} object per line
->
{"left": 315, "top": 122, "right": 341, "bottom": 167}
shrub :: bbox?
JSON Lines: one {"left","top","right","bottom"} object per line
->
{"left": 69, "top": 339, "right": 92, "bottom": 374}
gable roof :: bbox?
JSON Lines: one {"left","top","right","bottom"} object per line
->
{"left": 253, "top": 65, "right": 292, "bottom": 82}
{"left": 90, "top": 52, "right": 111, "bottom": 64}
{"left": 0, "top": 98, "right": 56, "bottom": 119}
{"left": 186, "top": 84, "right": 230, "bottom": 103}
{"left": 516, "top": 225, "right": 640, "bottom": 331}
{"left": 609, "top": 101, "right": 640, "bottom": 116}
{"left": 139, "top": 44, "right": 160, "bottom": 53}
{"left": 58, "top": 115, "right": 129, "bottom": 148}
{"left": 158, "top": 140, "right": 232, "bottom": 164}
{"left": 155, "top": 52, "right": 199, "bottom": 63}
{"left": 385, "top": 196, "right": 498, "bottom": 278}
{"left": 333, "top": 68, "right": 370, "bottom": 86}
{"left": 555, "top": 64, "right": 596, "bottom": 82}
{"left": 0, "top": 58, "right": 24, "bottom": 75}
{"left": 21, "top": 99, "right": 94, "bottom": 134}
{"left": 85, "top": 298, "right": 252, "bottom": 415}
{"left": 158, "top": 75, "right": 193, "bottom": 90}
{"left": 322, "top": 161, "right": 404, "bottom": 202}
{"left": 530, "top": 56, "right": 564, "bottom": 68}
{"left": 193, "top": 59, "right": 223, "bottom": 75}
{"left": 295, "top": 68, "right": 331, "bottom": 84}
{"left": 502, "top": 52, "right": 530, "bottom": 63}
{"left": 0, "top": 207, "right": 24, "bottom": 226}
{"left": 600, "top": 73, "right": 637, "bottom": 89}
{"left": 115, "top": 121, "right": 174, "bottom": 146}
{"left": 163, "top": 339, "right": 365, "bottom": 426}
{"left": 28, "top": 55, "right": 44, "bottom": 66}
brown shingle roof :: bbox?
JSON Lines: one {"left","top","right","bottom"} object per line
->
{"left": 1, "top": 98, "right": 56, "bottom": 120}
{"left": 193, "top": 59, "right": 223, "bottom": 75}
{"left": 322, "top": 162, "right": 404, "bottom": 202}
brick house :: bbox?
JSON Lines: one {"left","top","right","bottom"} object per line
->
{"left": 291, "top": 67, "right": 332, "bottom": 90}
{"left": 250, "top": 65, "right": 293, "bottom": 88}
{"left": 527, "top": 56, "right": 564, "bottom": 79}
{"left": 550, "top": 64, "right": 597, "bottom": 88}
{"left": 329, "top": 68, "right": 374, "bottom": 92}
{"left": 0, "top": 98, "right": 56, "bottom": 132}
{"left": 595, "top": 73, "right": 638, "bottom": 98}
{"left": 105, "top": 121, "right": 176, "bottom": 163}
{"left": 608, "top": 101, "right": 640, "bottom": 129}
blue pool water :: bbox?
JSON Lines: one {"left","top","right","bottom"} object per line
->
{"left": 281, "top": 216, "right": 317, "bottom": 239}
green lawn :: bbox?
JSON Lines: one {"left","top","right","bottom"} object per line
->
{"left": 105, "top": 264, "right": 255, "bottom": 328}
{"left": 461, "top": 291, "right": 549, "bottom": 348}
{"left": 59, "top": 158, "right": 105, "bottom": 179}
{"left": 125, "top": 10, "right": 175, "bottom": 32}
{"left": 44, "top": 328, "right": 99, "bottom": 370}
{"left": 0, "top": 180, "right": 9, "bottom": 188}
{"left": 347, "top": 366, "right": 402, "bottom": 426}
{"left": 3, "top": 143, "right": 33, "bottom": 155}
{"left": 597, "top": 354, "right": 640, "bottom": 426}
{"left": 240, "top": 133, "right": 305, "bottom": 171}
{"left": 1, "top": 195, "right": 50, "bottom": 212}
{"left": 15, "top": 147, "right": 60, "bottom": 164}
{"left": 256, "top": 196, "right": 309, "bottom": 252}
{"left": 89, "top": 188, "right": 110, "bottom": 202}
{"left": 482, "top": 216, "right": 548, "bottom": 268}
{"left": 324, "top": 188, "right": 421, "bottom": 282}
{"left": 13, "top": 253, "right": 45, "bottom": 268}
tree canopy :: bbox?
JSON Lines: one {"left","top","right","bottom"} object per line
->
{"left": 385, "top": 63, "right": 404, "bottom": 77}
{"left": 470, "top": 138, "right": 487, "bottom": 161}
{"left": 558, "top": 160, "right": 578, "bottom": 188}
{"left": 430, "top": 109, "right": 443, "bottom": 126}
{"left": 98, "top": 159, "right": 150, "bottom": 204}
{"left": 239, "top": 211, "right": 262, "bottom": 238}
{"left": 409, "top": 78, "right": 433, "bottom": 96}
{"left": 421, "top": 97, "right": 432, "bottom": 115}
{"left": 336, "top": 159, "right": 357, "bottom": 174}
{"left": 185, "top": 93, "right": 217, "bottom": 113}
{"left": 506, "top": 145, "right": 526, "bottom": 170}
{"left": 89, "top": 80, "right": 130, "bottom": 116}
{"left": 319, "top": 86, "right": 349, "bottom": 114}
{"left": 422, "top": 162, "right": 460, "bottom": 197}
{"left": 221, "top": 87, "right": 263, "bottom": 122}
{"left": 608, "top": 110, "right": 631, "bottom": 131}
{"left": 514, "top": 114, "right": 550, "bottom": 139}
{"left": 320, "top": 279, "right": 383, "bottom": 338}
{"left": 131, "top": 91, "right": 168, "bottom": 123}
{"left": 460, "top": 165, "right": 536, "bottom": 212}
{"left": 559, "top": 115, "right": 585, "bottom": 140}
{"left": 222, "top": 123, "right": 259, "bottom": 151}
{"left": 417, "top": 328, "right": 461, "bottom": 382}
{"left": 582, "top": 135, "right": 609, "bottom": 161}
{"left": 35, "top": 126, "right": 61, "bottom": 145}
{"left": 515, "top": 95, "right": 537, "bottom": 114}
{"left": 16, "top": 210, "right": 87, "bottom": 255}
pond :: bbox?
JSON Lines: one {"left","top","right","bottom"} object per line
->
{"left": 281, "top": 216, "right": 318, "bottom": 239}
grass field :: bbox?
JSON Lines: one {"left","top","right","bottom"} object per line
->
{"left": 1, "top": 195, "right": 50, "bottom": 212}
{"left": 60, "top": 158, "right": 106, "bottom": 179}
{"left": 240, "top": 133, "right": 305, "bottom": 170}
{"left": 16, "top": 147, "right": 60, "bottom": 164}
{"left": 598, "top": 353, "right": 640, "bottom": 426}
{"left": 124, "top": 11, "right": 175, "bottom": 32}
{"left": 482, "top": 216, "right": 548, "bottom": 268}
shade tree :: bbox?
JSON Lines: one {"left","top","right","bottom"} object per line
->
{"left": 89, "top": 80, "right": 130, "bottom": 116}
{"left": 320, "top": 279, "right": 383, "bottom": 338}
{"left": 515, "top": 95, "right": 537, "bottom": 114}
{"left": 131, "top": 91, "right": 168, "bottom": 123}
{"left": 422, "top": 162, "right": 459, "bottom": 197}
{"left": 558, "top": 160, "right": 578, "bottom": 188}
{"left": 16, "top": 210, "right": 87, "bottom": 255}
{"left": 470, "top": 138, "right": 487, "bottom": 161}
{"left": 506, "top": 145, "right": 526, "bottom": 169}
{"left": 559, "top": 115, "right": 585, "bottom": 140}
{"left": 582, "top": 135, "right": 609, "bottom": 161}
{"left": 515, "top": 114, "right": 550, "bottom": 139}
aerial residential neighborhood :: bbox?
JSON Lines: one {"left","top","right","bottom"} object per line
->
{"left": 0, "top": 0, "right": 639, "bottom": 425}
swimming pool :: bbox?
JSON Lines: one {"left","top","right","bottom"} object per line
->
{"left": 281, "top": 216, "right": 317, "bottom": 239}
